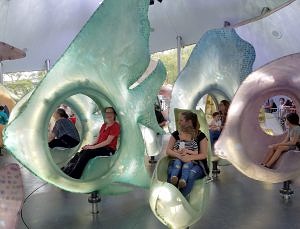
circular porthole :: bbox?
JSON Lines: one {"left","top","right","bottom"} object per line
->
{"left": 259, "top": 95, "right": 296, "bottom": 136}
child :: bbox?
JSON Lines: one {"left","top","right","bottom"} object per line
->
{"left": 261, "top": 113, "right": 300, "bottom": 168}
{"left": 209, "top": 111, "right": 221, "bottom": 131}
{"left": 0, "top": 106, "right": 9, "bottom": 125}
{"left": 168, "top": 126, "right": 198, "bottom": 189}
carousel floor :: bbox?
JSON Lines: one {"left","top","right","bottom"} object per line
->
{"left": 1, "top": 146, "right": 300, "bottom": 229}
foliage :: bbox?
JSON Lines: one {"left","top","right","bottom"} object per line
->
{"left": 2, "top": 45, "right": 195, "bottom": 96}
{"left": 152, "top": 44, "right": 195, "bottom": 85}
{"left": 3, "top": 71, "right": 46, "bottom": 97}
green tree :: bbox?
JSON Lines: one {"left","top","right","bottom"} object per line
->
{"left": 152, "top": 44, "right": 195, "bottom": 85}
{"left": 3, "top": 71, "right": 46, "bottom": 97}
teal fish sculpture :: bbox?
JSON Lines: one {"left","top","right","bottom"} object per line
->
{"left": 4, "top": 0, "right": 166, "bottom": 193}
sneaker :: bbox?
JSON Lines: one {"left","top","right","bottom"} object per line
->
{"left": 178, "top": 179, "right": 187, "bottom": 189}
{"left": 170, "top": 176, "right": 178, "bottom": 185}
{"left": 206, "top": 176, "right": 213, "bottom": 183}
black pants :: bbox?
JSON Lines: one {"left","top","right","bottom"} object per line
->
{"left": 67, "top": 147, "right": 115, "bottom": 179}
{"left": 48, "top": 135, "right": 80, "bottom": 149}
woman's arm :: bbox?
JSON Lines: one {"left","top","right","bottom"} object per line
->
{"left": 84, "top": 135, "right": 116, "bottom": 150}
{"left": 166, "top": 136, "right": 182, "bottom": 159}
{"left": 181, "top": 138, "right": 208, "bottom": 162}
{"left": 277, "top": 135, "right": 299, "bottom": 146}
{"left": 182, "top": 148, "right": 198, "bottom": 155}
{"left": 82, "top": 124, "right": 106, "bottom": 149}
{"left": 271, "top": 134, "right": 291, "bottom": 148}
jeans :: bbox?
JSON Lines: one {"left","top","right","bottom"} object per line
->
{"left": 169, "top": 159, "right": 194, "bottom": 182}
{"left": 209, "top": 130, "right": 221, "bottom": 147}
{"left": 167, "top": 159, "right": 206, "bottom": 196}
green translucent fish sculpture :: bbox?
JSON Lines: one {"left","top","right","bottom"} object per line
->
{"left": 4, "top": 0, "right": 166, "bottom": 194}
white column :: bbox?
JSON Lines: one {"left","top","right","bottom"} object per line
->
{"left": 0, "top": 62, "right": 3, "bottom": 84}
{"left": 45, "top": 59, "right": 51, "bottom": 72}
{"left": 176, "top": 35, "right": 182, "bottom": 75}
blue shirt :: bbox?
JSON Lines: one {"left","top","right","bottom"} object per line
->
{"left": 52, "top": 118, "right": 80, "bottom": 141}
{"left": 0, "top": 111, "right": 8, "bottom": 125}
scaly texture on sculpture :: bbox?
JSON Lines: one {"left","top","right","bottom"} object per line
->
{"left": 4, "top": 0, "right": 166, "bottom": 193}
{"left": 169, "top": 28, "right": 255, "bottom": 131}
{"left": 215, "top": 53, "right": 300, "bottom": 183}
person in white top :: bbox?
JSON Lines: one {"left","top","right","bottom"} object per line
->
{"left": 278, "top": 98, "right": 286, "bottom": 131}
{"left": 209, "top": 112, "right": 221, "bottom": 132}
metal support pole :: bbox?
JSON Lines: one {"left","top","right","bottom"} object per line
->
{"left": 280, "top": 180, "right": 294, "bottom": 200}
{"left": 212, "top": 160, "right": 220, "bottom": 179}
{"left": 176, "top": 35, "right": 182, "bottom": 75}
{"left": 88, "top": 191, "right": 101, "bottom": 214}
{"left": 45, "top": 59, "right": 51, "bottom": 72}
{"left": 149, "top": 156, "right": 157, "bottom": 164}
{"left": 0, "top": 62, "right": 4, "bottom": 84}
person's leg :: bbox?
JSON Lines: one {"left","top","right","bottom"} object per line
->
{"left": 265, "top": 146, "right": 290, "bottom": 168}
{"left": 209, "top": 130, "right": 221, "bottom": 148}
{"left": 61, "top": 152, "right": 81, "bottom": 173}
{"left": 261, "top": 146, "right": 277, "bottom": 165}
{"left": 169, "top": 159, "right": 182, "bottom": 185}
{"left": 95, "top": 147, "right": 115, "bottom": 156}
{"left": 68, "top": 147, "right": 114, "bottom": 179}
{"left": 167, "top": 160, "right": 179, "bottom": 183}
{"left": 60, "top": 135, "right": 80, "bottom": 148}
{"left": 48, "top": 138, "right": 68, "bottom": 148}
{"left": 209, "top": 130, "right": 215, "bottom": 146}
{"left": 67, "top": 149, "right": 96, "bottom": 178}
{"left": 178, "top": 162, "right": 194, "bottom": 188}
{"left": 180, "top": 164, "right": 205, "bottom": 197}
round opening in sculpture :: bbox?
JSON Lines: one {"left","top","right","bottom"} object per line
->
{"left": 46, "top": 94, "right": 106, "bottom": 173}
{"left": 259, "top": 95, "right": 296, "bottom": 136}
{"left": 196, "top": 94, "right": 218, "bottom": 122}
{"left": 48, "top": 104, "right": 82, "bottom": 150}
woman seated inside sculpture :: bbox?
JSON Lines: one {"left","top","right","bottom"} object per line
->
{"left": 261, "top": 113, "right": 300, "bottom": 169}
{"left": 64, "top": 107, "right": 120, "bottom": 179}
{"left": 209, "top": 100, "right": 230, "bottom": 147}
{"left": 166, "top": 111, "right": 209, "bottom": 197}
{"left": 48, "top": 108, "right": 80, "bottom": 148}
{"left": 168, "top": 126, "right": 199, "bottom": 189}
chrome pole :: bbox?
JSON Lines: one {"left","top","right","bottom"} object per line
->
{"left": 176, "top": 35, "right": 182, "bottom": 75}
{"left": 45, "top": 59, "right": 51, "bottom": 72}
{"left": 0, "top": 62, "right": 3, "bottom": 84}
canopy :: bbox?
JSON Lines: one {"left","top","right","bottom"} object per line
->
{"left": 0, "top": 0, "right": 290, "bottom": 73}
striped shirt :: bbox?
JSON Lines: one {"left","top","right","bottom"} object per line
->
{"left": 173, "top": 140, "right": 198, "bottom": 152}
